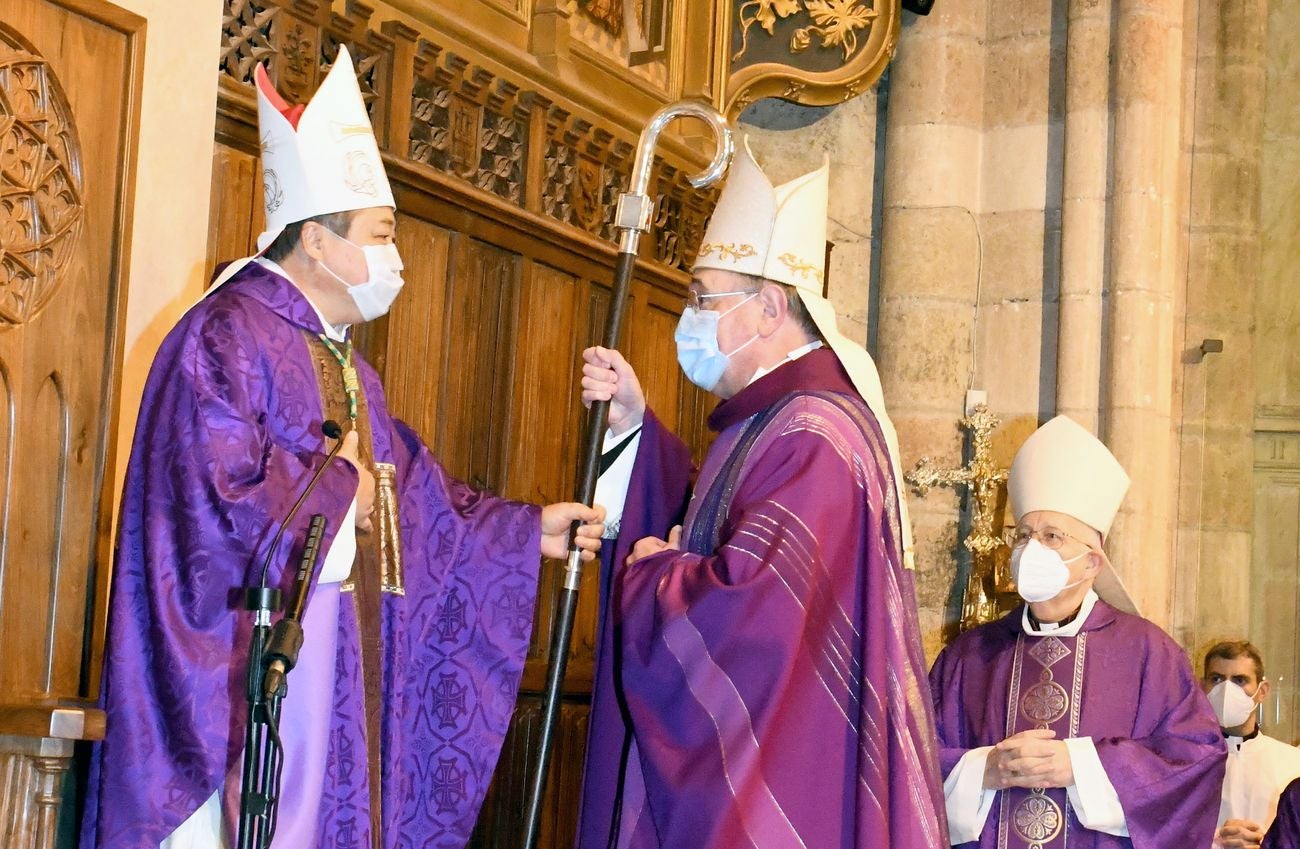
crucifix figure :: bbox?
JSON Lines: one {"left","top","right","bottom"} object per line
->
{"left": 905, "top": 404, "right": 1011, "bottom": 631}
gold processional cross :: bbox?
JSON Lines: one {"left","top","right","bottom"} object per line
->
{"left": 904, "top": 404, "right": 1012, "bottom": 631}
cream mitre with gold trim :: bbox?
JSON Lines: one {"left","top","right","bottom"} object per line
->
{"left": 695, "top": 139, "right": 917, "bottom": 570}
{"left": 208, "top": 46, "right": 395, "bottom": 293}
{"left": 1008, "top": 415, "right": 1138, "bottom": 614}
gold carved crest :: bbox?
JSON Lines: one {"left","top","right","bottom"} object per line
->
{"left": 722, "top": 0, "right": 900, "bottom": 118}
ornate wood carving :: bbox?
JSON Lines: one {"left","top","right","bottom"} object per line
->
{"left": 0, "top": 1, "right": 142, "bottom": 847}
{"left": 0, "top": 25, "right": 84, "bottom": 328}
{"left": 722, "top": 0, "right": 900, "bottom": 117}
{"left": 218, "top": 0, "right": 715, "bottom": 273}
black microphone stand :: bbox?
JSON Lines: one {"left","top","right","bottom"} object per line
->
{"left": 237, "top": 583, "right": 285, "bottom": 849}
{"left": 236, "top": 421, "right": 344, "bottom": 849}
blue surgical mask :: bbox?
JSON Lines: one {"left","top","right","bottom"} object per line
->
{"left": 674, "top": 294, "right": 760, "bottom": 391}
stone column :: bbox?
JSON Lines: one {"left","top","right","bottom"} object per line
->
{"left": 1055, "top": 0, "right": 1112, "bottom": 433}
{"left": 1172, "top": 0, "right": 1266, "bottom": 652}
{"left": 1102, "top": 0, "right": 1187, "bottom": 627}
{"left": 877, "top": 3, "right": 986, "bottom": 655}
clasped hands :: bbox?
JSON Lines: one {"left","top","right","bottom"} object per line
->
{"left": 983, "top": 729, "right": 1075, "bottom": 790}
{"left": 1217, "top": 819, "right": 1265, "bottom": 849}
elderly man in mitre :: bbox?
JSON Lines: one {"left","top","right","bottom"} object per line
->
{"left": 575, "top": 140, "right": 949, "bottom": 848}
{"left": 929, "top": 415, "right": 1226, "bottom": 848}
{"left": 81, "top": 48, "right": 603, "bottom": 849}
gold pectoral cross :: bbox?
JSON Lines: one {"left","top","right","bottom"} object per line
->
{"left": 905, "top": 404, "right": 1011, "bottom": 631}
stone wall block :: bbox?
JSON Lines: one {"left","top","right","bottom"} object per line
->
{"left": 980, "top": 209, "right": 1052, "bottom": 302}
{"left": 889, "top": 34, "right": 985, "bottom": 129}
{"left": 1115, "top": 10, "right": 1174, "bottom": 107}
{"left": 877, "top": 298, "right": 974, "bottom": 403}
{"left": 1064, "top": 16, "right": 1112, "bottom": 111}
{"left": 1184, "top": 230, "right": 1259, "bottom": 323}
{"left": 976, "top": 302, "right": 1054, "bottom": 414}
{"left": 982, "top": 123, "right": 1058, "bottom": 213}
{"left": 880, "top": 206, "right": 981, "bottom": 300}
{"left": 1106, "top": 291, "right": 1176, "bottom": 408}
{"left": 984, "top": 36, "right": 1060, "bottom": 128}
{"left": 883, "top": 120, "right": 982, "bottom": 205}
{"left": 989, "top": 0, "right": 1063, "bottom": 41}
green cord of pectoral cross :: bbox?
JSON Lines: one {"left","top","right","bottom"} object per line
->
{"left": 318, "top": 334, "right": 359, "bottom": 422}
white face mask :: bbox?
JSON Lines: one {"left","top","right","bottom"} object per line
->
{"left": 1011, "top": 539, "right": 1088, "bottom": 604}
{"left": 674, "top": 293, "right": 760, "bottom": 391}
{"left": 1207, "top": 680, "right": 1261, "bottom": 729}
{"left": 318, "top": 229, "right": 405, "bottom": 321}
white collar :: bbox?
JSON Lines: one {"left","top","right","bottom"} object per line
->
{"left": 255, "top": 256, "right": 350, "bottom": 343}
{"left": 748, "top": 340, "right": 824, "bottom": 386}
{"left": 1021, "top": 589, "right": 1100, "bottom": 638}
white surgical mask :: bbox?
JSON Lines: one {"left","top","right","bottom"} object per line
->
{"left": 1207, "top": 680, "right": 1261, "bottom": 729}
{"left": 318, "top": 229, "right": 405, "bottom": 321}
{"left": 674, "top": 293, "right": 760, "bottom": 391}
{"left": 1011, "top": 539, "right": 1088, "bottom": 603}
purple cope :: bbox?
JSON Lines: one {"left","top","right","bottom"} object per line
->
{"left": 81, "top": 263, "right": 542, "bottom": 848}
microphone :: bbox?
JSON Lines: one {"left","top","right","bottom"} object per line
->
{"left": 255, "top": 420, "right": 346, "bottom": 588}
{"left": 262, "top": 513, "right": 327, "bottom": 698}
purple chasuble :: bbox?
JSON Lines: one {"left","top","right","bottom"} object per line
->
{"left": 81, "top": 262, "right": 542, "bottom": 848}
{"left": 929, "top": 603, "right": 1226, "bottom": 848}
{"left": 576, "top": 349, "right": 949, "bottom": 849}
{"left": 1264, "top": 778, "right": 1300, "bottom": 849}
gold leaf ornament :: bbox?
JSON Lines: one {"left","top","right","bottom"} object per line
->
{"left": 734, "top": 0, "right": 804, "bottom": 61}
{"left": 801, "top": 0, "right": 878, "bottom": 60}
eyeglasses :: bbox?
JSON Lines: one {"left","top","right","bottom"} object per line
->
{"left": 684, "top": 288, "right": 760, "bottom": 311}
{"left": 1003, "top": 525, "right": 1094, "bottom": 551}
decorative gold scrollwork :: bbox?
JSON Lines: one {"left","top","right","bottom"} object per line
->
{"left": 724, "top": 0, "right": 897, "bottom": 116}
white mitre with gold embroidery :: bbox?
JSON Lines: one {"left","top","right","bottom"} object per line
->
{"left": 1009, "top": 415, "right": 1138, "bottom": 614}
{"left": 208, "top": 46, "right": 395, "bottom": 292}
{"left": 695, "top": 139, "right": 917, "bottom": 570}
{"left": 254, "top": 45, "right": 394, "bottom": 250}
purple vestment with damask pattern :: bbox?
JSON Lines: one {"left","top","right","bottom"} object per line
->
{"left": 929, "top": 602, "right": 1226, "bottom": 848}
{"left": 576, "top": 349, "right": 949, "bottom": 849}
{"left": 80, "top": 262, "right": 541, "bottom": 848}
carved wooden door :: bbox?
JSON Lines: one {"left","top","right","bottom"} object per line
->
{"left": 0, "top": 2, "right": 141, "bottom": 846}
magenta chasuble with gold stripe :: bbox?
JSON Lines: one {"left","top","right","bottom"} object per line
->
{"left": 576, "top": 349, "right": 948, "bottom": 849}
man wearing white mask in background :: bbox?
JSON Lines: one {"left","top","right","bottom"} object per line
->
{"left": 573, "top": 140, "right": 949, "bottom": 848}
{"left": 80, "top": 48, "right": 604, "bottom": 849}
{"left": 1202, "top": 641, "right": 1300, "bottom": 849}
{"left": 929, "top": 415, "right": 1226, "bottom": 848}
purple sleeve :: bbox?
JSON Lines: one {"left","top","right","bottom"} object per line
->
{"left": 930, "top": 643, "right": 977, "bottom": 778}
{"left": 575, "top": 408, "right": 693, "bottom": 849}
{"left": 1091, "top": 631, "right": 1226, "bottom": 849}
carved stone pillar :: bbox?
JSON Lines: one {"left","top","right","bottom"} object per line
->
{"left": 877, "top": 3, "right": 987, "bottom": 653}
{"left": 1055, "top": 0, "right": 1113, "bottom": 433}
{"left": 1101, "top": 0, "right": 1188, "bottom": 626}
